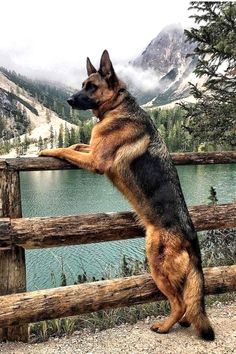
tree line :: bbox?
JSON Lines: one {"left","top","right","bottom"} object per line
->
{"left": 1, "top": 102, "right": 233, "bottom": 156}
{"left": 0, "top": 67, "right": 91, "bottom": 125}
{"left": 0, "top": 121, "right": 94, "bottom": 155}
{"left": 151, "top": 105, "right": 231, "bottom": 152}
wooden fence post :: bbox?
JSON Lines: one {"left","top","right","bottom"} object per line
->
{"left": 0, "top": 162, "right": 28, "bottom": 342}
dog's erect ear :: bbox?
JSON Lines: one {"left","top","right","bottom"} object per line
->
{"left": 99, "top": 50, "right": 118, "bottom": 88}
{"left": 86, "top": 57, "right": 97, "bottom": 76}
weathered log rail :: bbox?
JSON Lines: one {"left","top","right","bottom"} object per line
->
{"left": 0, "top": 152, "right": 235, "bottom": 342}
{"left": 1, "top": 151, "right": 236, "bottom": 171}
{"left": 0, "top": 203, "right": 235, "bottom": 249}
{"left": 0, "top": 265, "right": 235, "bottom": 328}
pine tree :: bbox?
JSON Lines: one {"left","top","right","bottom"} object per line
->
{"left": 58, "top": 124, "right": 64, "bottom": 147}
{"left": 180, "top": 2, "right": 236, "bottom": 147}
{"left": 49, "top": 125, "right": 54, "bottom": 148}
{"left": 64, "top": 124, "right": 70, "bottom": 147}
{"left": 53, "top": 131, "right": 58, "bottom": 148}
{"left": 15, "top": 136, "right": 21, "bottom": 156}
{"left": 69, "top": 127, "right": 77, "bottom": 145}
{"left": 23, "top": 134, "right": 29, "bottom": 154}
{"left": 61, "top": 106, "right": 65, "bottom": 118}
{"left": 208, "top": 186, "right": 218, "bottom": 205}
{"left": 38, "top": 136, "right": 43, "bottom": 151}
{"left": 79, "top": 124, "right": 86, "bottom": 144}
{"left": 43, "top": 138, "right": 48, "bottom": 149}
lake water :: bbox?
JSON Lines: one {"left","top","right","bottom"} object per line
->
{"left": 20, "top": 165, "right": 236, "bottom": 291}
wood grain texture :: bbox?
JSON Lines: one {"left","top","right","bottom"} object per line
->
{"left": 171, "top": 151, "right": 236, "bottom": 165}
{"left": 0, "top": 169, "right": 28, "bottom": 342}
{"left": 0, "top": 203, "right": 235, "bottom": 249}
{"left": 1, "top": 151, "right": 236, "bottom": 171}
{"left": 0, "top": 265, "right": 235, "bottom": 328}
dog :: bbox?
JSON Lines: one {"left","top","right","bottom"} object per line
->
{"left": 39, "top": 50, "right": 215, "bottom": 340}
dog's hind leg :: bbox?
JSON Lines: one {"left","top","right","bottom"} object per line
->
{"left": 150, "top": 272, "right": 185, "bottom": 333}
{"left": 146, "top": 227, "right": 187, "bottom": 333}
{"left": 178, "top": 314, "right": 191, "bottom": 328}
{"left": 182, "top": 266, "right": 215, "bottom": 340}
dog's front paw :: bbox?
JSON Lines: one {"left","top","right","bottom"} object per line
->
{"left": 39, "top": 148, "right": 62, "bottom": 157}
{"left": 68, "top": 144, "right": 81, "bottom": 151}
{"left": 39, "top": 149, "right": 52, "bottom": 157}
{"left": 68, "top": 144, "right": 90, "bottom": 152}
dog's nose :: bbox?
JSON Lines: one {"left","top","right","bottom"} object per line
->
{"left": 67, "top": 97, "right": 74, "bottom": 106}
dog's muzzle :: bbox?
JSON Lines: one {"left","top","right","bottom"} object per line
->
{"left": 67, "top": 91, "right": 98, "bottom": 110}
{"left": 67, "top": 97, "right": 75, "bottom": 107}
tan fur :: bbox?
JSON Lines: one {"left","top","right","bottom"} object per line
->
{"left": 146, "top": 225, "right": 190, "bottom": 332}
{"left": 182, "top": 267, "right": 213, "bottom": 337}
{"left": 40, "top": 50, "right": 214, "bottom": 340}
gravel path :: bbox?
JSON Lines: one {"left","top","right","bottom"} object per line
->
{"left": 1, "top": 303, "right": 235, "bottom": 354}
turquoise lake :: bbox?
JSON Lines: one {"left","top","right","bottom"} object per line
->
{"left": 20, "top": 164, "right": 236, "bottom": 291}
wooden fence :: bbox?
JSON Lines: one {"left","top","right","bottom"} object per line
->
{"left": 0, "top": 151, "right": 236, "bottom": 342}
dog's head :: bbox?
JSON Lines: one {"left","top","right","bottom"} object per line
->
{"left": 67, "top": 50, "right": 126, "bottom": 116}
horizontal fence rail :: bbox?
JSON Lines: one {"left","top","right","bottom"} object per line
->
{"left": 0, "top": 265, "right": 235, "bottom": 328}
{"left": 0, "top": 151, "right": 236, "bottom": 171}
{"left": 0, "top": 203, "right": 236, "bottom": 249}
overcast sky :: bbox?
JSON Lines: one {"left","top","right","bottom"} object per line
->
{"left": 0, "top": 0, "right": 193, "bottom": 86}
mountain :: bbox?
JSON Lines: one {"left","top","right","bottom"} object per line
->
{"left": 131, "top": 24, "right": 198, "bottom": 106}
{"left": 0, "top": 86, "right": 32, "bottom": 139}
{"left": 0, "top": 23, "right": 200, "bottom": 156}
{"left": 0, "top": 70, "right": 79, "bottom": 156}
{"left": 133, "top": 24, "right": 195, "bottom": 75}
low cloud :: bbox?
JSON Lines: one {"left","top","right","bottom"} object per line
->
{"left": 0, "top": 50, "right": 84, "bottom": 89}
{"left": 116, "top": 63, "right": 160, "bottom": 93}
{"left": 0, "top": 48, "right": 161, "bottom": 94}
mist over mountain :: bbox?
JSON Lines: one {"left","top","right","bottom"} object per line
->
{"left": 0, "top": 23, "right": 200, "bottom": 155}
{"left": 126, "top": 23, "right": 197, "bottom": 105}
{"left": 1, "top": 23, "right": 198, "bottom": 106}
{"left": 133, "top": 24, "right": 194, "bottom": 74}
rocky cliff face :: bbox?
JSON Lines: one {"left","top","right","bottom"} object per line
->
{"left": 0, "top": 71, "right": 78, "bottom": 156}
{"left": 0, "top": 87, "right": 30, "bottom": 139}
{"left": 131, "top": 24, "right": 197, "bottom": 105}
{"left": 133, "top": 24, "right": 195, "bottom": 74}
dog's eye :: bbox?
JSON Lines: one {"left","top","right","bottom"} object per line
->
{"left": 86, "top": 82, "right": 98, "bottom": 92}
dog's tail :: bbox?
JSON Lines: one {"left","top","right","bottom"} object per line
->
{"left": 183, "top": 265, "right": 215, "bottom": 341}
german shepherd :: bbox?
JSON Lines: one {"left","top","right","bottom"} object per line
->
{"left": 39, "top": 50, "right": 215, "bottom": 340}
